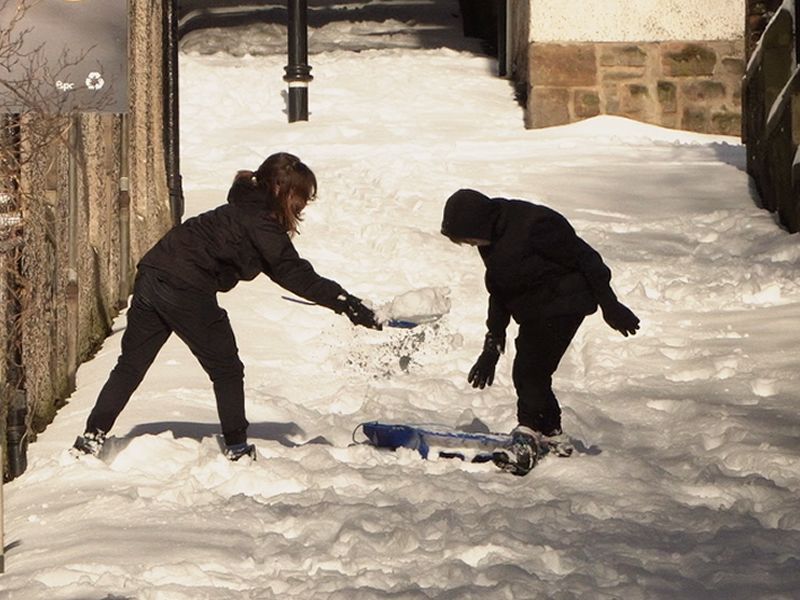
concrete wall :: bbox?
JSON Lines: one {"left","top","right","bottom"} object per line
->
{"left": 525, "top": 0, "right": 746, "bottom": 134}
{"left": 529, "top": 0, "right": 744, "bottom": 42}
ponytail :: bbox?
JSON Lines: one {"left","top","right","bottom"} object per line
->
{"left": 240, "top": 153, "right": 317, "bottom": 234}
{"left": 234, "top": 170, "right": 258, "bottom": 187}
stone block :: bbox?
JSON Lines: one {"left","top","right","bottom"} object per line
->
{"left": 661, "top": 113, "right": 679, "bottom": 129}
{"left": 711, "top": 111, "right": 743, "bottom": 136}
{"left": 529, "top": 87, "right": 571, "bottom": 128}
{"left": 574, "top": 89, "right": 601, "bottom": 118}
{"left": 658, "top": 81, "right": 678, "bottom": 113}
{"left": 603, "top": 84, "right": 621, "bottom": 114}
{"left": 600, "top": 45, "right": 648, "bottom": 68}
{"left": 683, "top": 107, "right": 709, "bottom": 132}
{"left": 683, "top": 81, "right": 728, "bottom": 102}
{"left": 602, "top": 70, "right": 644, "bottom": 81}
{"left": 531, "top": 43, "right": 597, "bottom": 87}
{"left": 663, "top": 44, "right": 718, "bottom": 77}
{"left": 722, "top": 57, "right": 745, "bottom": 77}
{"left": 621, "top": 84, "right": 650, "bottom": 114}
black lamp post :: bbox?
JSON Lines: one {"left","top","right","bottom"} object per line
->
{"left": 284, "top": 0, "right": 312, "bottom": 122}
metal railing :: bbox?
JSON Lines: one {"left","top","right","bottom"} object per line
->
{"left": 743, "top": 0, "right": 800, "bottom": 232}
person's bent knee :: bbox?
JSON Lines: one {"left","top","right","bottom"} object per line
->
{"left": 208, "top": 358, "right": 244, "bottom": 383}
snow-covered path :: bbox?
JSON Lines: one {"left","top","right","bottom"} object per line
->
{"left": 3, "top": 5, "right": 800, "bottom": 599}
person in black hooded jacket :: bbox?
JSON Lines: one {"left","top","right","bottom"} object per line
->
{"left": 72, "top": 152, "right": 382, "bottom": 461}
{"left": 441, "top": 189, "right": 639, "bottom": 454}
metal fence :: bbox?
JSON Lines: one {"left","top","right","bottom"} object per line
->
{"left": 743, "top": 0, "right": 800, "bottom": 232}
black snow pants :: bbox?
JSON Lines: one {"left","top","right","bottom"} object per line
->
{"left": 513, "top": 314, "right": 584, "bottom": 435}
{"left": 85, "top": 267, "right": 248, "bottom": 445}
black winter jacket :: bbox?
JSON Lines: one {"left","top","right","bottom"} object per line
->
{"left": 139, "top": 180, "right": 345, "bottom": 309}
{"left": 441, "top": 189, "right": 618, "bottom": 334}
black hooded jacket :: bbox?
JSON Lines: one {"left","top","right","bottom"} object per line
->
{"left": 138, "top": 179, "right": 345, "bottom": 308}
{"left": 441, "top": 189, "right": 617, "bottom": 334}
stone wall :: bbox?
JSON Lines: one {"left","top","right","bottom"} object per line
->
{"left": 13, "top": 112, "right": 138, "bottom": 444}
{"left": 2, "top": 0, "right": 172, "bottom": 479}
{"left": 527, "top": 40, "right": 745, "bottom": 135}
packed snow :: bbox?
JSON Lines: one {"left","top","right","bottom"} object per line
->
{"left": 3, "top": 2, "right": 800, "bottom": 599}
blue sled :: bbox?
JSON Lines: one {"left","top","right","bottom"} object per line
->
{"left": 356, "top": 421, "right": 538, "bottom": 475}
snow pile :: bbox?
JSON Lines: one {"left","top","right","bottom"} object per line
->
{"left": 180, "top": 1, "right": 479, "bottom": 55}
{"left": 375, "top": 286, "right": 451, "bottom": 325}
{"left": 3, "top": 2, "right": 800, "bottom": 599}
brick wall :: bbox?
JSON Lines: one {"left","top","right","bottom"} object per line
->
{"left": 527, "top": 40, "right": 745, "bottom": 135}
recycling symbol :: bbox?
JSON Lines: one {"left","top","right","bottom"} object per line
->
{"left": 85, "top": 72, "right": 105, "bottom": 91}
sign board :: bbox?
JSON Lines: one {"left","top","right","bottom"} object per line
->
{"left": 0, "top": 0, "right": 129, "bottom": 113}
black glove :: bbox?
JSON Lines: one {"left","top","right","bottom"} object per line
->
{"left": 336, "top": 294, "right": 382, "bottom": 330}
{"left": 468, "top": 331, "right": 504, "bottom": 389}
{"left": 601, "top": 300, "right": 640, "bottom": 337}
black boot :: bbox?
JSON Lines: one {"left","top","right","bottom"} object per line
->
{"left": 492, "top": 426, "right": 540, "bottom": 476}
{"left": 71, "top": 430, "right": 107, "bottom": 458}
{"left": 224, "top": 442, "right": 256, "bottom": 461}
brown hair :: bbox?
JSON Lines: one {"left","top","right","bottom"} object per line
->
{"left": 234, "top": 152, "right": 317, "bottom": 234}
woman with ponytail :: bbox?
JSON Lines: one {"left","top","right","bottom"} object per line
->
{"left": 72, "top": 153, "right": 381, "bottom": 461}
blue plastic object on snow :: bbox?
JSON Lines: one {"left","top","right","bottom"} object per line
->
{"left": 360, "top": 422, "right": 432, "bottom": 458}
{"left": 384, "top": 319, "right": 418, "bottom": 329}
{"left": 357, "top": 421, "right": 572, "bottom": 476}
{"left": 358, "top": 421, "right": 514, "bottom": 460}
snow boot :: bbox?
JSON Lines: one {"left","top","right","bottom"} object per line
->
{"left": 493, "top": 425, "right": 540, "bottom": 476}
{"left": 538, "top": 428, "right": 574, "bottom": 457}
{"left": 71, "top": 430, "right": 106, "bottom": 458}
{"left": 225, "top": 442, "right": 256, "bottom": 462}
